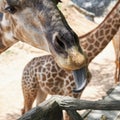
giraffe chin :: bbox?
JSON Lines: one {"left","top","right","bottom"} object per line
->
{"left": 72, "top": 67, "right": 87, "bottom": 93}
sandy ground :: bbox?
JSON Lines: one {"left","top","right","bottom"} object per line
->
{"left": 0, "top": 1, "right": 118, "bottom": 120}
{"left": 0, "top": 43, "right": 48, "bottom": 120}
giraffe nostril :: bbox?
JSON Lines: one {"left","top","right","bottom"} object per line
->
{"left": 52, "top": 33, "right": 67, "bottom": 54}
{"left": 55, "top": 36, "right": 66, "bottom": 50}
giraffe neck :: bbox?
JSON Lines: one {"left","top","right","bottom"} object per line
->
{"left": 80, "top": 0, "right": 120, "bottom": 63}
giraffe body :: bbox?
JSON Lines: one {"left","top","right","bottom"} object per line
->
{"left": 21, "top": 55, "right": 81, "bottom": 114}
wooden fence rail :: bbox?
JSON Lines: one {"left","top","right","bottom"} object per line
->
{"left": 18, "top": 95, "right": 120, "bottom": 120}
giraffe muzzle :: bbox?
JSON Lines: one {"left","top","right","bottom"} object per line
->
{"left": 72, "top": 66, "right": 87, "bottom": 93}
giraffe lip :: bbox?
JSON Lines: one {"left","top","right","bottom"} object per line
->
{"left": 72, "top": 67, "right": 87, "bottom": 93}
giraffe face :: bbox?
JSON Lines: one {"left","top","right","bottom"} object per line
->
{"left": 0, "top": 0, "right": 86, "bottom": 71}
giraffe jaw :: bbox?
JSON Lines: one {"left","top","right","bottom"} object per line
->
{"left": 72, "top": 67, "right": 87, "bottom": 93}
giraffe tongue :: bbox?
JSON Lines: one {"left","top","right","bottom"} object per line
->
{"left": 72, "top": 67, "right": 87, "bottom": 93}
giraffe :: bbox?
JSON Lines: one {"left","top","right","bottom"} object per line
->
{"left": 112, "top": 28, "right": 120, "bottom": 83}
{"left": 21, "top": 0, "right": 120, "bottom": 118}
{"left": 0, "top": 0, "right": 87, "bottom": 76}
{"left": 21, "top": 55, "right": 91, "bottom": 119}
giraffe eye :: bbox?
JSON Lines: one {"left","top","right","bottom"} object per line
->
{"left": 5, "top": 6, "right": 17, "bottom": 14}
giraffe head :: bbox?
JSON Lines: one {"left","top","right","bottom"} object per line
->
{"left": 0, "top": 0, "right": 87, "bottom": 92}
{"left": 0, "top": 0, "right": 86, "bottom": 71}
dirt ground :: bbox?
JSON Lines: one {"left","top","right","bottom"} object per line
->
{"left": 0, "top": 1, "right": 118, "bottom": 120}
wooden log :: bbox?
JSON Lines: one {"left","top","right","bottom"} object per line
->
{"left": 66, "top": 110, "right": 83, "bottom": 120}
{"left": 19, "top": 95, "right": 120, "bottom": 120}
{"left": 18, "top": 100, "right": 63, "bottom": 120}
{"left": 56, "top": 95, "right": 120, "bottom": 110}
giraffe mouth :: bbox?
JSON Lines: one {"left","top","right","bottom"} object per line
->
{"left": 72, "top": 67, "right": 87, "bottom": 93}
